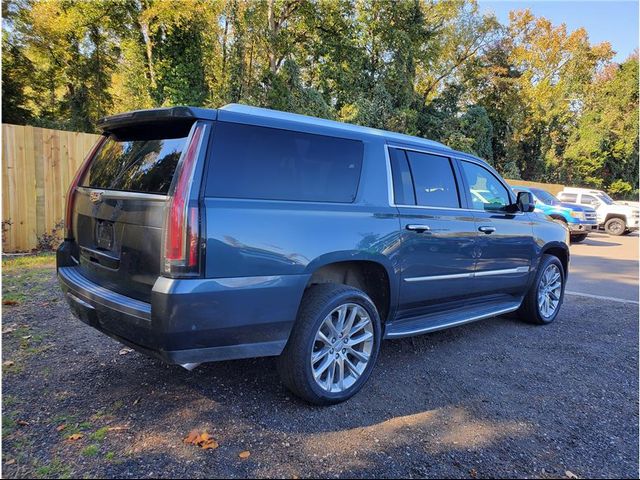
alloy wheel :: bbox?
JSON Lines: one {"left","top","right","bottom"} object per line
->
{"left": 310, "top": 303, "right": 374, "bottom": 393}
{"left": 537, "top": 264, "right": 562, "bottom": 319}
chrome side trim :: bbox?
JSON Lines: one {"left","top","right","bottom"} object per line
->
{"left": 405, "top": 266, "right": 529, "bottom": 282}
{"left": 385, "top": 304, "right": 521, "bottom": 339}
{"left": 76, "top": 187, "right": 167, "bottom": 202}
{"left": 405, "top": 272, "right": 473, "bottom": 282}
{"left": 474, "top": 266, "right": 530, "bottom": 277}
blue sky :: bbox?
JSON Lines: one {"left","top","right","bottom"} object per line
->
{"left": 478, "top": 1, "right": 639, "bottom": 62}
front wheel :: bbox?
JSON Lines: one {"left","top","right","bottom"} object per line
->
{"left": 518, "top": 254, "right": 565, "bottom": 325}
{"left": 277, "top": 284, "right": 381, "bottom": 405}
{"left": 604, "top": 217, "right": 626, "bottom": 236}
{"left": 571, "top": 233, "right": 588, "bottom": 243}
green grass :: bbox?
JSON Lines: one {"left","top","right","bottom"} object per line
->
{"left": 3, "top": 413, "right": 17, "bottom": 437}
{"left": 2, "top": 253, "right": 56, "bottom": 305}
{"left": 90, "top": 427, "right": 109, "bottom": 442}
{"left": 36, "top": 458, "right": 72, "bottom": 478}
{"left": 2, "top": 252, "right": 56, "bottom": 270}
{"left": 81, "top": 444, "right": 100, "bottom": 457}
{"left": 105, "top": 451, "right": 115, "bottom": 460}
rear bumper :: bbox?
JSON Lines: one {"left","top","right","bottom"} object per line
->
{"left": 58, "top": 265, "right": 308, "bottom": 365}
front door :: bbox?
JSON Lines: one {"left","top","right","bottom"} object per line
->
{"left": 457, "top": 160, "right": 535, "bottom": 296}
{"left": 389, "top": 147, "right": 478, "bottom": 319}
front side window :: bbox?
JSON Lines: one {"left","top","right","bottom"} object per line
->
{"left": 405, "top": 151, "right": 460, "bottom": 208}
{"left": 460, "top": 161, "right": 511, "bottom": 211}
{"left": 582, "top": 194, "right": 601, "bottom": 207}
{"left": 205, "top": 122, "right": 363, "bottom": 203}
{"left": 530, "top": 188, "right": 559, "bottom": 205}
{"left": 560, "top": 193, "right": 578, "bottom": 203}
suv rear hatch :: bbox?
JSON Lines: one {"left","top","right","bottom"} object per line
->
{"left": 67, "top": 111, "right": 211, "bottom": 303}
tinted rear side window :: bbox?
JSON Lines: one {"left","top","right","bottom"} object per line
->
{"left": 82, "top": 130, "right": 189, "bottom": 194}
{"left": 205, "top": 122, "right": 363, "bottom": 202}
{"left": 406, "top": 151, "right": 460, "bottom": 208}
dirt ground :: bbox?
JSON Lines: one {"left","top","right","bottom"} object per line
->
{"left": 2, "top": 253, "right": 638, "bottom": 478}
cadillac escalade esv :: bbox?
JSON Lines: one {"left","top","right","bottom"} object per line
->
{"left": 57, "top": 104, "right": 569, "bottom": 404}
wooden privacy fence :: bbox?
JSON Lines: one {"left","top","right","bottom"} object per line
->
{"left": 1, "top": 123, "right": 567, "bottom": 253}
{"left": 2, "top": 124, "right": 100, "bottom": 252}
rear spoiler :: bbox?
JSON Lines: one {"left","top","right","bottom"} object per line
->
{"left": 97, "top": 107, "right": 217, "bottom": 132}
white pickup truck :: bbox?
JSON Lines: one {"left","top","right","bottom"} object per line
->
{"left": 557, "top": 187, "right": 639, "bottom": 236}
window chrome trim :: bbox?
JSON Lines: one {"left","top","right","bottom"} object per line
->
{"left": 76, "top": 187, "right": 167, "bottom": 202}
{"left": 405, "top": 266, "right": 530, "bottom": 283}
{"left": 384, "top": 144, "right": 523, "bottom": 215}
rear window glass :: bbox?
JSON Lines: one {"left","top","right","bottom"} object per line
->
{"left": 205, "top": 122, "right": 363, "bottom": 203}
{"left": 406, "top": 151, "right": 460, "bottom": 208}
{"left": 81, "top": 131, "right": 189, "bottom": 194}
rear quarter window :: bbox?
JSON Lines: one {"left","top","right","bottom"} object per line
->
{"left": 205, "top": 122, "right": 363, "bottom": 203}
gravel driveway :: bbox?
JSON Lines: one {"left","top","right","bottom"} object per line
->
{"left": 2, "top": 254, "right": 638, "bottom": 478}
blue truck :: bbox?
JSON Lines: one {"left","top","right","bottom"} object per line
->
{"left": 511, "top": 186, "right": 598, "bottom": 243}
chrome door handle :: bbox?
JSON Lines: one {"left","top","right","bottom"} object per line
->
{"left": 478, "top": 226, "right": 496, "bottom": 234}
{"left": 406, "top": 224, "right": 431, "bottom": 232}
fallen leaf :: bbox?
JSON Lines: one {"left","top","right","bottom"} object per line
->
{"left": 3, "top": 300, "right": 18, "bottom": 306}
{"left": 56, "top": 424, "right": 66, "bottom": 432}
{"left": 21, "top": 335, "right": 31, "bottom": 340}
{"left": 133, "top": 398, "right": 140, "bottom": 405}
{"left": 5, "top": 459, "right": 15, "bottom": 465}
{"left": 2, "top": 327, "right": 16, "bottom": 334}
{"left": 565, "top": 471, "right": 578, "bottom": 479}
{"left": 469, "top": 468, "right": 477, "bottom": 478}
{"left": 184, "top": 430, "right": 200, "bottom": 445}
{"left": 67, "top": 433, "right": 84, "bottom": 441}
{"left": 201, "top": 439, "right": 219, "bottom": 450}
{"left": 184, "top": 430, "right": 220, "bottom": 450}
{"left": 17, "top": 420, "right": 29, "bottom": 426}
{"left": 119, "top": 347, "right": 133, "bottom": 355}
{"left": 239, "top": 450, "right": 250, "bottom": 459}
{"left": 3, "top": 361, "right": 15, "bottom": 367}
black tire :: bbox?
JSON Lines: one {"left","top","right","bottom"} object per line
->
{"left": 604, "top": 217, "right": 626, "bottom": 236}
{"left": 551, "top": 216, "right": 567, "bottom": 227}
{"left": 517, "top": 254, "right": 565, "bottom": 325}
{"left": 570, "top": 233, "right": 588, "bottom": 243}
{"left": 622, "top": 230, "right": 632, "bottom": 236}
{"left": 277, "top": 283, "right": 381, "bottom": 405}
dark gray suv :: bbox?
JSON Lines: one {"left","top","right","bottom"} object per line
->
{"left": 57, "top": 104, "right": 569, "bottom": 404}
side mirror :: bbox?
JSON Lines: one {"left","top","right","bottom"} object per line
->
{"left": 516, "top": 191, "right": 535, "bottom": 213}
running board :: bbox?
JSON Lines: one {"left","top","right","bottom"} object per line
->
{"left": 384, "top": 301, "right": 521, "bottom": 339}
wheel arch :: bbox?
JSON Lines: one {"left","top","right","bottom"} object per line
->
{"left": 604, "top": 213, "right": 627, "bottom": 225}
{"left": 303, "top": 253, "right": 398, "bottom": 325}
{"left": 540, "top": 242, "right": 570, "bottom": 278}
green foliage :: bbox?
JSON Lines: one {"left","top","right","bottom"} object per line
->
{"left": 2, "top": 0, "right": 637, "bottom": 192}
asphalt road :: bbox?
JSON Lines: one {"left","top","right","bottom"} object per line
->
{"left": 567, "top": 231, "right": 639, "bottom": 302}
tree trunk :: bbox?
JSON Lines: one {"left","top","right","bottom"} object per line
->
{"left": 267, "top": 0, "right": 277, "bottom": 74}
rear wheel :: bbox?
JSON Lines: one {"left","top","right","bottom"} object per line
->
{"left": 604, "top": 217, "right": 626, "bottom": 236}
{"left": 570, "top": 233, "right": 588, "bottom": 243}
{"left": 518, "top": 254, "right": 565, "bottom": 325}
{"left": 277, "top": 283, "right": 381, "bottom": 405}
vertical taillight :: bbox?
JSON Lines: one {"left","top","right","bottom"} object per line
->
{"left": 64, "top": 137, "right": 106, "bottom": 239}
{"left": 163, "top": 124, "right": 204, "bottom": 276}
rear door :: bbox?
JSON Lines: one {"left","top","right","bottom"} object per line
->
{"left": 391, "top": 147, "right": 478, "bottom": 318}
{"left": 457, "top": 159, "right": 534, "bottom": 296}
{"left": 72, "top": 120, "right": 209, "bottom": 302}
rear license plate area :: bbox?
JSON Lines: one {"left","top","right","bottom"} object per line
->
{"left": 95, "top": 220, "right": 114, "bottom": 251}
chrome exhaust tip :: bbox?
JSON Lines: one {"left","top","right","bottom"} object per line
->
{"left": 180, "top": 362, "right": 201, "bottom": 371}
